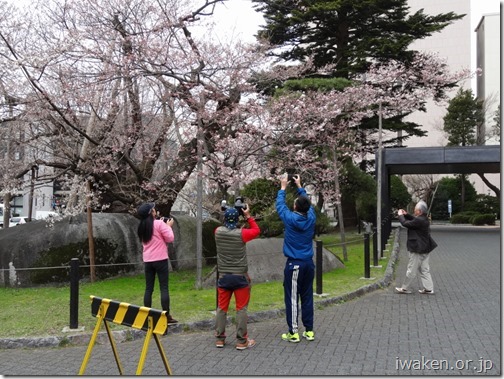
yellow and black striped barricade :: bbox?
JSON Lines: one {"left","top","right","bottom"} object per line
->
{"left": 78, "top": 295, "right": 172, "bottom": 375}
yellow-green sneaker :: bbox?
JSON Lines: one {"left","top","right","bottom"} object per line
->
{"left": 303, "top": 331, "right": 315, "bottom": 341}
{"left": 281, "top": 332, "right": 300, "bottom": 343}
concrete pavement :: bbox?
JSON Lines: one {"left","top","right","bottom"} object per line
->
{"left": 0, "top": 225, "right": 500, "bottom": 376}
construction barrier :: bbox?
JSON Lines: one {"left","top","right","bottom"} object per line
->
{"left": 78, "top": 295, "right": 172, "bottom": 375}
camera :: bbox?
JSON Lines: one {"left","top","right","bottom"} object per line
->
{"left": 287, "top": 174, "right": 298, "bottom": 183}
{"left": 221, "top": 197, "right": 248, "bottom": 216}
{"left": 160, "top": 217, "right": 172, "bottom": 222}
{"left": 234, "top": 197, "right": 247, "bottom": 216}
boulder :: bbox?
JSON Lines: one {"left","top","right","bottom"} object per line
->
{"left": 201, "top": 238, "right": 345, "bottom": 288}
{"left": 0, "top": 213, "right": 345, "bottom": 288}
{"left": 0, "top": 213, "right": 143, "bottom": 287}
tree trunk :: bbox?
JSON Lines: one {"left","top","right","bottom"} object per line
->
{"left": 195, "top": 116, "right": 204, "bottom": 290}
{"left": 460, "top": 174, "right": 466, "bottom": 212}
{"left": 87, "top": 181, "right": 96, "bottom": 282}
{"left": 3, "top": 193, "right": 11, "bottom": 228}
{"left": 477, "top": 173, "right": 500, "bottom": 199}
{"left": 333, "top": 149, "right": 347, "bottom": 261}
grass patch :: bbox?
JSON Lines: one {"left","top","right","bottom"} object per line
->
{"left": 0, "top": 231, "right": 392, "bottom": 338}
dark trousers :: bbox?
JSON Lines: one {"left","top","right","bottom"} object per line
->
{"left": 283, "top": 259, "right": 315, "bottom": 334}
{"left": 144, "top": 259, "right": 170, "bottom": 313}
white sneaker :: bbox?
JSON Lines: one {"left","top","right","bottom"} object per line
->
{"left": 418, "top": 289, "right": 434, "bottom": 294}
{"left": 395, "top": 287, "right": 412, "bottom": 294}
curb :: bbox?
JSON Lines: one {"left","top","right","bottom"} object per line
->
{"left": 0, "top": 229, "right": 401, "bottom": 349}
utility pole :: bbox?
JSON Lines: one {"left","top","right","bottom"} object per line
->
{"left": 86, "top": 180, "right": 96, "bottom": 282}
{"left": 195, "top": 102, "right": 204, "bottom": 290}
{"left": 376, "top": 100, "right": 383, "bottom": 259}
{"left": 333, "top": 148, "right": 347, "bottom": 261}
{"left": 3, "top": 92, "right": 14, "bottom": 227}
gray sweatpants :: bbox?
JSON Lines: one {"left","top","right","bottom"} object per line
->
{"left": 402, "top": 252, "right": 434, "bottom": 291}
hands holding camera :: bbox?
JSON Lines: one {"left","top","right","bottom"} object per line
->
{"left": 161, "top": 216, "right": 174, "bottom": 227}
{"left": 280, "top": 173, "right": 301, "bottom": 190}
{"left": 242, "top": 204, "right": 251, "bottom": 220}
{"left": 397, "top": 209, "right": 407, "bottom": 216}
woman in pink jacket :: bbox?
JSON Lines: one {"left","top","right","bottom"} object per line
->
{"left": 137, "top": 202, "right": 178, "bottom": 324}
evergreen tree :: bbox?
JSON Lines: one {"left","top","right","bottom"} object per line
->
{"left": 252, "top": 0, "right": 465, "bottom": 157}
{"left": 390, "top": 175, "right": 411, "bottom": 212}
{"left": 443, "top": 88, "right": 484, "bottom": 147}
{"left": 442, "top": 88, "right": 484, "bottom": 209}
{"left": 253, "top": 0, "right": 464, "bottom": 79}
{"left": 430, "top": 176, "right": 477, "bottom": 219}
{"left": 492, "top": 104, "right": 500, "bottom": 141}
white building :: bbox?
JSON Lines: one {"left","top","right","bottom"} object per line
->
{"left": 404, "top": 0, "right": 471, "bottom": 148}
{"left": 475, "top": 13, "right": 500, "bottom": 145}
{"left": 400, "top": 0, "right": 500, "bottom": 195}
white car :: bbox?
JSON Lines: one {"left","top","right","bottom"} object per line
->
{"left": 9, "top": 217, "right": 29, "bottom": 227}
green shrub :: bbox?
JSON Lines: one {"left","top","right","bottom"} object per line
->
{"left": 257, "top": 220, "right": 284, "bottom": 237}
{"left": 450, "top": 211, "right": 479, "bottom": 224}
{"left": 471, "top": 214, "right": 496, "bottom": 226}
{"left": 465, "top": 194, "right": 500, "bottom": 219}
{"left": 315, "top": 207, "right": 331, "bottom": 235}
{"left": 240, "top": 178, "right": 278, "bottom": 217}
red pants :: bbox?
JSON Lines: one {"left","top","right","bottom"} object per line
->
{"left": 215, "top": 275, "right": 251, "bottom": 344}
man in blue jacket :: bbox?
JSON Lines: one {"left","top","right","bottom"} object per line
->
{"left": 276, "top": 173, "right": 317, "bottom": 343}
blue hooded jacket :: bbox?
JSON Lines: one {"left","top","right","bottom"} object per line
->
{"left": 275, "top": 187, "right": 316, "bottom": 261}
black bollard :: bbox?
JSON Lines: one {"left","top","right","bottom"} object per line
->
{"left": 364, "top": 233, "right": 370, "bottom": 278}
{"left": 315, "top": 240, "right": 323, "bottom": 295}
{"left": 372, "top": 227, "right": 379, "bottom": 266}
{"left": 69, "top": 258, "right": 79, "bottom": 329}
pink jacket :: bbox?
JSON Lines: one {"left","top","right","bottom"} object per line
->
{"left": 142, "top": 219, "right": 175, "bottom": 262}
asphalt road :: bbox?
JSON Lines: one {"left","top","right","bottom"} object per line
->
{"left": 0, "top": 225, "right": 500, "bottom": 376}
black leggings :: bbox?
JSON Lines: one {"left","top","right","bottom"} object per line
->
{"left": 143, "top": 259, "right": 170, "bottom": 313}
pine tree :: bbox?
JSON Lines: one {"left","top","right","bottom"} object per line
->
{"left": 442, "top": 88, "right": 484, "bottom": 209}
{"left": 492, "top": 105, "right": 500, "bottom": 141}
{"left": 252, "top": 0, "right": 465, "bottom": 156}
{"left": 443, "top": 88, "right": 484, "bottom": 147}
{"left": 253, "top": 0, "right": 464, "bottom": 79}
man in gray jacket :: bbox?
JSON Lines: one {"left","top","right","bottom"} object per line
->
{"left": 395, "top": 200, "right": 437, "bottom": 295}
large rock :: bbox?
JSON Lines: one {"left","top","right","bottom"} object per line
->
{"left": 168, "top": 215, "right": 198, "bottom": 271}
{"left": 0, "top": 213, "right": 143, "bottom": 287}
{"left": 0, "top": 213, "right": 216, "bottom": 287}
{"left": 0, "top": 213, "right": 345, "bottom": 288}
{"left": 201, "top": 238, "right": 345, "bottom": 288}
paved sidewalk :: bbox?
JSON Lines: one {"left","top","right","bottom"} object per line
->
{"left": 0, "top": 225, "right": 500, "bottom": 376}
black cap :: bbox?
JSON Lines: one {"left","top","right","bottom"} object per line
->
{"left": 137, "top": 202, "right": 155, "bottom": 219}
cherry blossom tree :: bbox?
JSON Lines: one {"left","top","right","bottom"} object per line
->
{"left": 0, "top": 0, "right": 268, "bottom": 217}
{"left": 214, "top": 53, "right": 474, "bottom": 204}
{"left": 0, "top": 0, "right": 475, "bottom": 222}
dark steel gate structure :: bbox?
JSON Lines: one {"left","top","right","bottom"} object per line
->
{"left": 376, "top": 145, "right": 501, "bottom": 251}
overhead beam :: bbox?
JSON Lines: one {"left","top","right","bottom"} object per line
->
{"left": 384, "top": 146, "right": 501, "bottom": 175}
